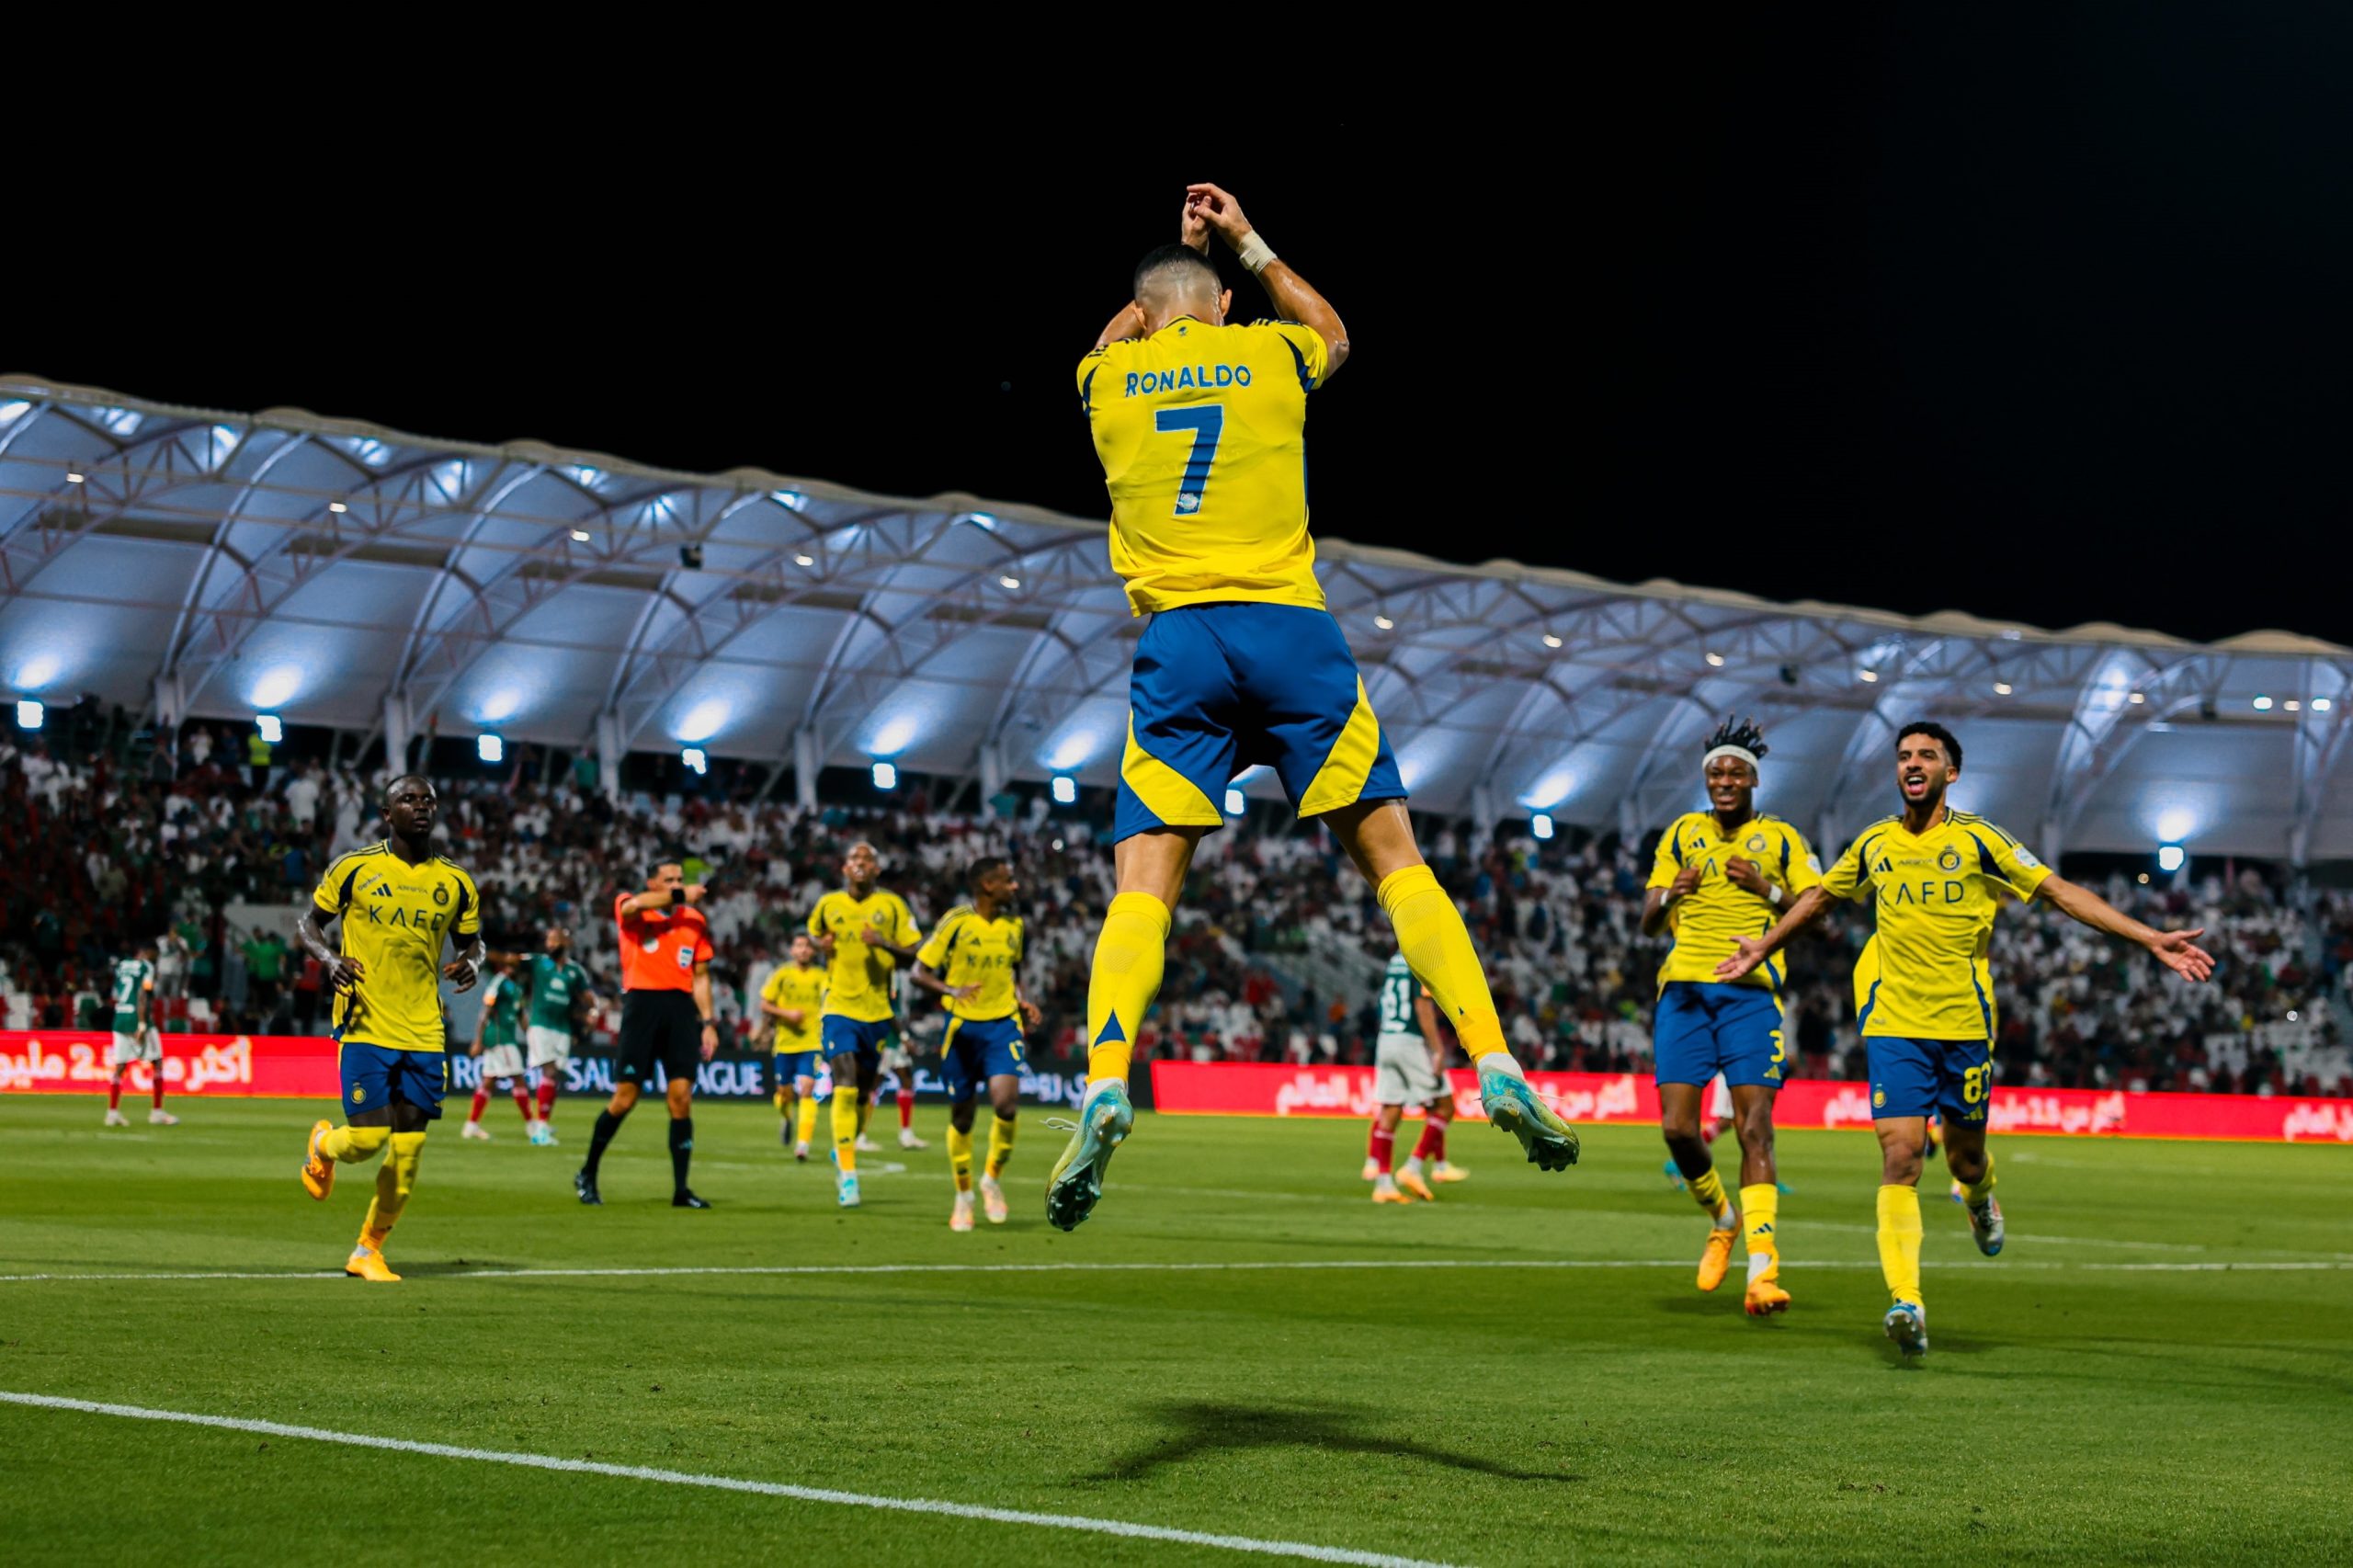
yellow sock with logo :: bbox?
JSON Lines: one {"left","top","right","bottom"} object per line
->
{"left": 1086, "top": 892, "right": 1171, "bottom": 1087}
{"left": 359, "top": 1131, "right": 425, "bottom": 1246}
{"left": 986, "top": 1114, "right": 1017, "bottom": 1176}
{"left": 1740, "top": 1183, "right": 1780, "bottom": 1285}
{"left": 832, "top": 1087, "right": 860, "bottom": 1174}
{"left": 1375, "top": 866, "right": 1507, "bottom": 1062}
{"left": 1689, "top": 1165, "right": 1733, "bottom": 1223}
{"left": 1876, "top": 1184, "right": 1924, "bottom": 1306}
{"left": 795, "top": 1093, "right": 819, "bottom": 1149}
{"left": 1956, "top": 1153, "right": 1996, "bottom": 1207}
{"left": 946, "top": 1124, "right": 974, "bottom": 1193}
{"left": 321, "top": 1124, "right": 389, "bottom": 1165}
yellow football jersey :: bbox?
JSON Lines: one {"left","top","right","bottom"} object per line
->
{"left": 760, "top": 961, "right": 827, "bottom": 1053}
{"left": 808, "top": 889, "right": 921, "bottom": 1024}
{"left": 311, "top": 843, "right": 481, "bottom": 1054}
{"left": 1821, "top": 809, "right": 2052, "bottom": 1040}
{"left": 1076, "top": 316, "right": 1332, "bottom": 616}
{"left": 915, "top": 905, "right": 1025, "bottom": 1022}
{"left": 1647, "top": 812, "right": 1821, "bottom": 992}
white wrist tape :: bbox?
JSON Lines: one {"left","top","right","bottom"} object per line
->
{"left": 1236, "top": 230, "right": 1278, "bottom": 274}
{"left": 1767, "top": 883, "right": 1785, "bottom": 909}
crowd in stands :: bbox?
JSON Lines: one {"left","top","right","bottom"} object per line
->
{"left": 5, "top": 713, "right": 2349, "bottom": 1099}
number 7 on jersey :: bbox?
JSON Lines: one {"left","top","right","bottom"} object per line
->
{"left": 1154, "top": 404, "right": 1224, "bottom": 516}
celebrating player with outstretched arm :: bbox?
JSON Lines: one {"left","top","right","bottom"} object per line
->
{"left": 1050, "top": 184, "right": 1580, "bottom": 1231}
{"left": 1716, "top": 721, "right": 2215, "bottom": 1358}
{"left": 1641, "top": 718, "right": 1818, "bottom": 1317}
{"left": 296, "top": 775, "right": 485, "bottom": 1283}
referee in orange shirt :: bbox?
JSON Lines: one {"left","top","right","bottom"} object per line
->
{"left": 575, "top": 859, "right": 718, "bottom": 1208}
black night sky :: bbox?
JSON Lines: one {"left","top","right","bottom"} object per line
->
{"left": 20, "top": 12, "right": 2347, "bottom": 644}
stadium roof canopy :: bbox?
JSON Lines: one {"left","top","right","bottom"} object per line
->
{"left": 4, "top": 375, "right": 2347, "bottom": 862}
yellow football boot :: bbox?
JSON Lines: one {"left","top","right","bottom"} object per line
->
{"left": 345, "top": 1242, "right": 401, "bottom": 1283}
{"left": 1697, "top": 1225, "right": 1737, "bottom": 1292}
{"left": 301, "top": 1120, "right": 335, "bottom": 1201}
{"left": 1430, "top": 1162, "right": 1471, "bottom": 1183}
{"left": 1397, "top": 1167, "right": 1437, "bottom": 1202}
{"left": 1745, "top": 1271, "right": 1791, "bottom": 1317}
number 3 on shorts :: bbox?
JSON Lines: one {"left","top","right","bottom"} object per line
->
{"left": 1155, "top": 404, "right": 1224, "bottom": 516}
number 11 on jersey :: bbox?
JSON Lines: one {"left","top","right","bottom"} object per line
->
{"left": 1154, "top": 404, "right": 1225, "bottom": 516}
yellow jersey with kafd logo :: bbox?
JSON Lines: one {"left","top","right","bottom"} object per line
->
{"left": 915, "top": 905, "right": 1026, "bottom": 1022}
{"left": 1647, "top": 812, "right": 1822, "bottom": 992}
{"left": 808, "top": 889, "right": 921, "bottom": 1024}
{"left": 760, "top": 962, "right": 827, "bottom": 1053}
{"left": 1821, "top": 809, "right": 2052, "bottom": 1040}
{"left": 312, "top": 842, "right": 481, "bottom": 1054}
{"left": 1075, "top": 317, "right": 1332, "bottom": 616}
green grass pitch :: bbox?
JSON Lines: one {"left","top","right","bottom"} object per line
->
{"left": 2, "top": 1096, "right": 2347, "bottom": 1566}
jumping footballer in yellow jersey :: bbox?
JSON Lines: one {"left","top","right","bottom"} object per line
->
{"left": 759, "top": 932, "right": 828, "bottom": 1160}
{"left": 1720, "top": 721, "right": 2215, "bottom": 1358}
{"left": 1641, "top": 717, "right": 1819, "bottom": 1318}
{"left": 909, "top": 856, "right": 1043, "bottom": 1232}
{"left": 1051, "top": 182, "right": 1580, "bottom": 1231}
{"left": 295, "top": 775, "right": 485, "bottom": 1282}
{"left": 807, "top": 841, "right": 922, "bottom": 1209}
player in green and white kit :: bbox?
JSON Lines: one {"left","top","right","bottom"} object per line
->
{"left": 1361, "top": 951, "right": 1462, "bottom": 1202}
{"left": 462, "top": 959, "right": 530, "bottom": 1141}
{"left": 105, "top": 941, "right": 175, "bottom": 1127}
{"left": 524, "top": 926, "right": 601, "bottom": 1146}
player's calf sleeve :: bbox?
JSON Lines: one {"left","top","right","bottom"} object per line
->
{"left": 897, "top": 1086, "right": 915, "bottom": 1130}
{"left": 667, "top": 1118, "right": 693, "bottom": 1194}
{"left": 537, "top": 1078, "right": 558, "bottom": 1120}
{"left": 796, "top": 1093, "right": 820, "bottom": 1148}
{"left": 511, "top": 1081, "right": 533, "bottom": 1118}
{"left": 1955, "top": 1153, "right": 1995, "bottom": 1207}
{"left": 946, "top": 1123, "right": 974, "bottom": 1192}
{"left": 321, "top": 1124, "right": 390, "bottom": 1165}
{"left": 774, "top": 1086, "right": 788, "bottom": 1115}
{"left": 108, "top": 1079, "right": 123, "bottom": 1110}
{"left": 152, "top": 1076, "right": 165, "bottom": 1108}
{"left": 1690, "top": 1166, "right": 1733, "bottom": 1221}
{"left": 1876, "top": 1184, "right": 1924, "bottom": 1307}
{"left": 583, "top": 1108, "right": 624, "bottom": 1176}
{"left": 986, "top": 1113, "right": 1016, "bottom": 1176}
{"left": 1740, "top": 1184, "right": 1779, "bottom": 1283}
{"left": 1375, "top": 866, "right": 1506, "bottom": 1062}
{"left": 1086, "top": 892, "right": 1171, "bottom": 1087}
{"left": 468, "top": 1086, "right": 490, "bottom": 1123}
{"left": 1367, "top": 1121, "right": 1397, "bottom": 1171}
{"left": 832, "top": 1088, "right": 860, "bottom": 1173}
{"left": 1412, "top": 1111, "right": 1447, "bottom": 1162}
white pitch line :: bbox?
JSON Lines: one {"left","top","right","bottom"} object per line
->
{"left": 3, "top": 1257, "right": 2350, "bottom": 1284}
{"left": 0, "top": 1392, "right": 1455, "bottom": 1568}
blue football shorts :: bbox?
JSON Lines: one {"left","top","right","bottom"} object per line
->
{"left": 1653, "top": 982, "right": 1787, "bottom": 1088}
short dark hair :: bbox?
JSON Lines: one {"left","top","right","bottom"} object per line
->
{"left": 1133, "top": 244, "right": 1220, "bottom": 301}
{"left": 384, "top": 772, "right": 431, "bottom": 800}
{"left": 1895, "top": 721, "right": 1962, "bottom": 772}
{"left": 647, "top": 858, "right": 683, "bottom": 881}
{"left": 969, "top": 855, "right": 1007, "bottom": 890}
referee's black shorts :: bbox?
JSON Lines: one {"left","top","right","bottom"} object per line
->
{"left": 618, "top": 990, "right": 702, "bottom": 1085}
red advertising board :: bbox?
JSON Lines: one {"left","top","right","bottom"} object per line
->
{"left": 1148, "top": 1062, "right": 2353, "bottom": 1144}
{"left": 0, "top": 1032, "right": 340, "bottom": 1099}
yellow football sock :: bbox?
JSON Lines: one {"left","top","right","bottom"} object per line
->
{"left": 947, "top": 1124, "right": 974, "bottom": 1193}
{"left": 985, "top": 1113, "right": 1017, "bottom": 1177}
{"left": 1956, "top": 1153, "right": 1996, "bottom": 1206}
{"left": 1740, "top": 1183, "right": 1779, "bottom": 1283}
{"left": 1689, "top": 1165, "right": 1732, "bottom": 1222}
{"left": 795, "top": 1093, "right": 819, "bottom": 1149}
{"left": 1085, "top": 892, "right": 1171, "bottom": 1085}
{"left": 320, "top": 1124, "right": 389, "bottom": 1165}
{"left": 1376, "top": 866, "right": 1507, "bottom": 1062}
{"left": 774, "top": 1085, "right": 788, "bottom": 1115}
{"left": 832, "top": 1087, "right": 860, "bottom": 1173}
{"left": 359, "top": 1131, "right": 425, "bottom": 1246}
{"left": 1877, "top": 1184, "right": 1924, "bottom": 1306}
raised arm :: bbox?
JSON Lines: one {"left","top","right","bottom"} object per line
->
{"left": 1187, "top": 183, "right": 1349, "bottom": 377}
{"left": 1094, "top": 301, "right": 1148, "bottom": 351}
{"left": 2033, "top": 874, "right": 2215, "bottom": 982}
{"left": 619, "top": 883, "right": 704, "bottom": 916}
{"left": 1714, "top": 887, "right": 1838, "bottom": 982}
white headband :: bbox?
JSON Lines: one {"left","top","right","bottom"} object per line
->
{"left": 1703, "top": 744, "right": 1760, "bottom": 769}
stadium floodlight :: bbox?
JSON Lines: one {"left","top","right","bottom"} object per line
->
{"left": 1224, "top": 787, "right": 1245, "bottom": 815}
{"left": 1994, "top": 681, "right": 2014, "bottom": 696}
{"left": 1373, "top": 614, "right": 1394, "bottom": 631}
{"left": 2253, "top": 696, "right": 2273, "bottom": 711}
{"left": 681, "top": 747, "right": 707, "bottom": 775}
{"left": 477, "top": 733, "right": 504, "bottom": 765}
{"left": 2317, "top": 699, "right": 2336, "bottom": 712}
{"left": 1541, "top": 632, "right": 1563, "bottom": 649}
{"left": 2128, "top": 691, "right": 2146, "bottom": 704}
{"left": 872, "top": 761, "right": 897, "bottom": 790}
{"left": 1000, "top": 574, "right": 1022, "bottom": 590}
{"left": 64, "top": 471, "right": 85, "bottom": 484}
{"left": 570, "top": 528, "right": 590, "bottom": 542}
{"left": 1531, "top": 812, "right": 1555, "bottom": 841}
{"left": 1704, "top": 651, "right": 1725, "bottom": 667}
{"left": 2157, "top": 843, "right": 2186, "bottom": 873}
{"left": 2286, "top": 699, "right": 2302, "bottom": 712}
{"left": 1859, "top": 668, "right": 1879, "bottom": 683}
{"left": 15, "top": 699, "right": 41, "bottom": 731}
{"left": 256, "top": 715, "right": 284, "bottom": 744}
{"left": 794, "top": 552, "right": 815, "bottom": 567}
{"left": 1051, "top": 775, "right": 1077, "bottom": 805}
{"left": 328, "top": 501, "right": 347, "bottom": 514}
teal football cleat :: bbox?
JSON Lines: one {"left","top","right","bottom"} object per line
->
{"left": 1884, "top": 1301, "right": 1928, "bottom": 1359}
{"left": 1662, "top": 1156, "right": 1688, "bottom": 1191}
{"left": 1044, "top": 1080, "right": 1134, "bottom": 1232}
{"left": 836, "top": 1171, "right": 860, "bottom": 1209}
{"left": 1966, "top": 1195, "right": 2005, "bottom": 1256}
{"left": 1478, "top": 1066, "right": 1580, "bottom": 1172}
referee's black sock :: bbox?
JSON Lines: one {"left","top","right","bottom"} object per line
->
{"left": 668, "top": 1116, "right": 694, "bottom": 1194}
{"left": 584, "top": 1108, "right": 626, "bottom": 1177}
